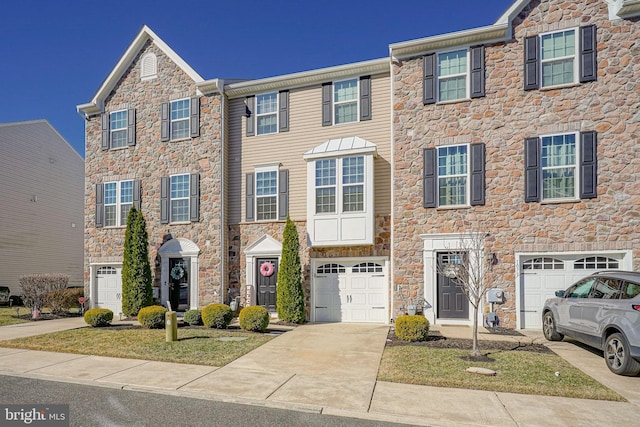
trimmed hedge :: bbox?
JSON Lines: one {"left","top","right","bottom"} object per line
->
{"left": 84, "top": 308, "right": 113, "bottom": 327}
{"left": 395, "top": 315, "right": 430, "bottom": 342}
{"left": 239, "top": 306, "right": 270, "bottom": 332}
{"left": 183, "top": 309, "right": 202, "bottom": 326}
{"left": 202, "top": 304, "right": 233, "bottom": 329}
{"left": 137, "top": 305, "right": 167, "bottom": 329}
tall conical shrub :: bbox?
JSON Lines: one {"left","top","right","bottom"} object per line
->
{"left": 276, "top": 216, "right": 305, "bottom": 323}
{"left": 121, "top": 207, "right": 153, "bottom": 316}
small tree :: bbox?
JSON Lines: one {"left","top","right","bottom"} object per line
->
{"left": 276, "top": 216, "right": 305, "bottom": 323}
{"left": 121, "top": 207, "right": 153, "bottom": 317}
{"left": 436, "top": 232, "right": 493, "bottom": 358}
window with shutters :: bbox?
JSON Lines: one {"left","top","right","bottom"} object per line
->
{"left": 541, "top": 133, "right": 578, "bottom": 200}
{"left": 438, "top": 49, "right": 468, "bottom": 102}
{"left": 170, "top": 99, "right": 191, "bottom": 140}
{"left": 438, "top": 145, "right": 469, "bottom": 206}
{"left": 423, "top": 46, "right": 484, "bottom": 104}
{"left": 541, "top": 29, "right": 577, "bottom": 87}
{"left": 333, "top": 79, "right": 358, "bottom": 124}
{"left": 256, "top": 166, "right": 278, "bottom": 221}
{"left": 104, "top": 180, "right": 133, "bottom": 227}
{"left": 109, "top": 110, "right": 128, "bottom": 149}
{"left": 245, "top": 166, "right": 288, "bottom": 222}
{"left": 256, "top": 93, "right": 278, "bottom": 135}
{"left": 170, "top": 174, "right": 190, "bottom": 222}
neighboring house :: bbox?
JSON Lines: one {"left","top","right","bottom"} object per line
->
{"left": 390, "top": 0, "right": 640, "bottom": 328}
{"left": 0, "top": 120, "right": 84, "bottom": 296}
{"left": 78, "top": 0, "right": 640, "bottom": 328}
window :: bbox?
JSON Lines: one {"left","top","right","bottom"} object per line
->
{"left": 314, "top": 156, "right": 364, "bottom": 214}
{"left": 256, "top": 170, "right": 278, "bottom": 220}
{"left": 321, "top": 76, "right": 371, "bottom": 126}
{"left": 342, "top": 156, "right": 364, "bottom": 212}
{"left": 589, "top": 279, "right": 622, "bottom": 299}
{"left": 316, "top": 264, "right": 346, "bottom": 274}
{"left": 103, "top": 180, "right": 133, "bottom": 227}
{"left": 438, "top": 50, "right": 468, "bottom": 102}
{"left": 541, "top": 29, "right": 577, "bottom": 87}
{"left": 352, "top": 262, "right": 383, "bottom": 273}
{"left": 566, "top": 278, "right": 595, "bottom": 298}
{"left": 423, "top": 143, "right": 485, "bottom": 208}
{"left": 574, "top": 257, "right": 619, "bottom": 270}
{"left": 171, "top": 99, "right": 190, "bottom": 140}
{"left": 524, "top": 25, "right": 597, "bottom": 90}
{"left": 524, "top": 132, "right": 597, "bottom": 202}
{"left": 522, "top": 257, "right": 564, "bottom": 270}
{"left": 245, "top": 168, "right": 288, "bottom": 222}
{"left": 170, "top": 174, "right": 190, "bottom": 222}
{"left": 315, "top": 159, "right": 336, "bottom": 214}
{"left": 109, "top": 110, "right": 128, "bottom": 148}
{"left": 256, "top": 93, "right": 278, "bottom": 135}
{"left": 621, "top": 281, "right": 640, "bottom": 299}
{"left": 333, "top": 79, "right": 358, "bottom": 124}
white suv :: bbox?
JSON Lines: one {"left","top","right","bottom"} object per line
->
{"left": 542, "top": 271, "right": 640, "bottom": 376}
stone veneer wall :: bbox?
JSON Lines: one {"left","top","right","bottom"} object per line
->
{"left": 228, "top": 215, "right": 391, "bottom": 320}
{"left": 84, "top": 41, "right": 224, "bottom": 307}
{"left": 392, "top": 0, "right": 640, "bottom": 326}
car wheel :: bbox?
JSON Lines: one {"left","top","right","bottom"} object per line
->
{"left": 604, "top": 333, "right": 640, "bottom": 376}
{"left": 542, "top": 311, "right": 564, "bottom": 341}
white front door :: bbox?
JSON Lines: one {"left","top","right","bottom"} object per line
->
{"left": 95, "top": 266, "right": 122, "bottom": 315}
{"left": 313, "top": 260, "right": 387, "bottom": 323}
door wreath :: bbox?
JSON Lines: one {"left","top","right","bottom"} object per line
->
{"left": 170, "top": 265, "right": 185, "bottom": 281}
{"left": 260, "top": 262, "right": 275, "bottom": 277}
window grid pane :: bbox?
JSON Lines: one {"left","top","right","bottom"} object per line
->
{"left": 541, "top": 134, "right": 576, "bottom": 199}
{"left": 170, "top": 175, "right": 190, "bottom": 222}
{"left": 334, "top": 79, "right": 358, "bottom": 124}
{"left": 342, "top": 157, "right": 364, "bottom": 184}
{"left": 110, "top": 111, "right": 128, "bottom": 148}
{"left": 171, "top": 200, "right": 189, "bottom": 222}
{"left": 171, "top": 99, "right": 190, "bottom": 140}
{"left": 315, "top": 160, "right": 336, "bottom": 187}
{"left": 256, "top": 171, "right": 277, "bottom": 196}
{"left": 120, "top": 203, "right": 133, "bottom": 226}
{"left": 104, "top": 206, "right": 116, "bottom": 227}
{"left": 256, "top": 196, "right": 277, "bottom": 220}
{"left": 343, "top": 185, "right": 363, "bottom": 212}
{"left": 315, "top": 188, "right": 335, "bottom": 213}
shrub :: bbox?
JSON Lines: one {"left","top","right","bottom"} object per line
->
{"left": 84, "top": 308, "right": 113, "bottom": 327}
{"left": 202, "top": 304, "right": 233, "bottom": 329}
{"left": 121, "top": 208, "right": 153, "bottom": 317}
{"left": 276, "top": 216, "right": 305, "bottom": 323}
{"left": 395, "top": 315, "right": 430, "bottom": 342}
{"left": 183, "top": 309, "right": 202, "bottom": 326}
{"left": 19, "top": 273, "right": 69, "bottom": 312}
{"left": 44, "top": 287, "right": 84, "bottom": 314}
{"left": 137, "top": 305, "right": 168, "bottom": 329}
{"left": 238, "top": 306, "right": 270, "bottom": 332}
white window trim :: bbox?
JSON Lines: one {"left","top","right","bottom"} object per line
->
{"left": 539, "top": 131, "right": 579, "bottom": 202}
{"left": 109, "top": 109, "right": 128, "bottom": 149}
{"left": 333, "top": 78, "right": 360, "bottom": 125}
{"left": 170, "top": 173, "right": 190, "bottom": 223}
{"left": 254, "top": 164, "right": 279, "bottom": 222}
{"left": 437, "top": 48, "right": 470, "bottom": 103}
{"left": 436, "top": 144, "right": 470, "bottom": 208}
{"left": 170, "top": 98, "right": 190, "bottom": 141}
{"left": 104, "top": 180, "right": 133, "bottom": 228}
{"left": 313, "top": 156, "right": 366, "bottom": 215}
{"left": 255, "top": 92, "right": 279, "bottom": 136}
{"left": 539, "top": 27, "right": 579, "bottom": 89}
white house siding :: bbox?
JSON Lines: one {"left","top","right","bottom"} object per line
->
{"left": 0, "top": 120, "right": 84, "bottom": 295}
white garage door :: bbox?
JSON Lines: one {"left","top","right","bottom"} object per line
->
{"left": 313, "top": 260, "right": 387, "bottom": 323}
{"left": 95, "top": 266, "right": 122, "bottom": 315}
{"left": 520, "top": 255, "right": 621, "bottom": 328}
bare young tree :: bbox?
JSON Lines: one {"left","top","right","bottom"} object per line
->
{"left": 436, "top": 232, "right": 493, "bottom": 358}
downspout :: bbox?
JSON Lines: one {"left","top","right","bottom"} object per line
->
{"left": 219, "top": 83, "right": 226, "bottom": 304}
{"left": 389, "top": 50, "right": 395, "bottom": 323}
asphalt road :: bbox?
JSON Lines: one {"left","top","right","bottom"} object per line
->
{"left": 0, "top": 375, "right": 403, "bottom": 427}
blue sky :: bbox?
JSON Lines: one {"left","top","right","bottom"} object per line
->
{"left": 1, "top": 0, "right": 511, "bottom": 157}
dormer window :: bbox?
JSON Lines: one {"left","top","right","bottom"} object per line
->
{"left": 141, "top": 53, "right": 157, "bottom": 80}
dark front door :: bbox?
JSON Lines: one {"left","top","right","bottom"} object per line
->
{"left": 169, "top": 258, "right": 189, "bottom": 311}
{"left": 256, "top": 258, "right": 278, "bottom": 312}
{"left": 437, "top": 252, "right": 469, "bottom": 319}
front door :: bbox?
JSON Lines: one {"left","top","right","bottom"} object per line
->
{"left": 169, "top": 258, "right": 189, "bottom": 311}
{"left": 437, "top": 252, "right": 469, "bottom": 319}
{"left": 256, "top": 258, "right": 278, "bottom": 312}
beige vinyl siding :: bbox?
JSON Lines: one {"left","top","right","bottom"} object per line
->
{"left": 0, "top": 121, "right": 84, "bottom": 295}
{"left": 227, "top": 73, "right": 391, "bottom": 224}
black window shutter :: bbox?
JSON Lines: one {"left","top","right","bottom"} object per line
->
{"left": 127, "top": 108, "right": 136, "bottom": 146}
{"left": 190, "top": 97, "right": 200, "bottom": 137}
{"left": 190, "top": 173, "right": 200, "bottom": 222}
{"left": 423, "top": 54, "right": 437, "bottom": 104}
{"left": 524, "top": 35, "right": 540, "bottom": 90}
{"left": 580, "top": 131, "right": 597, "bottom": 199}
{"left": 160, "top": 102, "right": 170, "bottom": 142}
{"left": 470, "top": 143, "right": 486, "bottom": 205}
{"left": 359, "top": 75, "right": 372, "bottom": 121}
{"left": 245, "top": 96, "right": 255, "bottom": 137}
{"left": 101, "top": 113, "right": 110, "bottom": 150}
{"left": 322, "top": 82, "right": 332, "bottom": 126}
{"left": 246, "top": 173, "right": 255, "bottom": 222}
{"left": 579, "top": 25, "right": 597, "bottom": 83}
{"left": 133, "top": 179, "right": 141, "bottom": 210}
{"left": 524, "top": 137, "right": 541, "bottom": 202}
{"left": 278, "top": 169, "right": 289, "bottom": 220}
{"left": 95, "top": 183, "right": 104, "bottom": 228}
{"left": 279, "top": 90, "right": 289, "bottom": 132}
{"left": 423, "top": 148, "right": 437, "bottom": 208}
{"left": 160, "top": 176, "right": 169, "bottom": 224}
{"left": 470, "top": 46, "right": 485, "bottom": 98}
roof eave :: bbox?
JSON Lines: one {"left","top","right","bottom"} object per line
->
{"left": 77, "top": 102, "right": 101, "bottom": 116}
{"left": 389, "top": 24, "right": 509, "bottom": 59}
{"left": 618, "top": 0, "right": 640, "bottom": 18}
{"left": 224, "top": 58, "right": 390, "bottom": 99}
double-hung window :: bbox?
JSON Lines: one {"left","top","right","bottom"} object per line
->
{"left": 101, "top": 109, "right": 135, "bottom": 150}
{"left": 161, "top": 97, "right": 199, "bottom": 141}
{"left": 170, "top": 174, "right": 190, "bottom": 222}
{"left": 245, "top": 166, "right": 288, "bottom": 222}
{"left": 170, "top": 99, "right": 190, "bottom": 140}
{"left": 438, "top": 145, "right": 468, "bottom": 206}
{"left": 315, "top": 159, "right": 336, "bottom": 214}
{"left": 541, "top": 29, "right": 577, "bottom": 88}
{"left": 256, "top": 169, "right": 278, "bottom": 220}
{"left": 333, "top": 79, "right": 358, "bottom": 124}
{"left": 103, "top": 180, "right": 133, "bottom": 227}
{"left": 438, "top": 50, "right": 468, "bottom": 102}
{"left": 314, "top": 156, "right": 365, "bottom": 214}
{"left": 541, "top": 133, "right": 577, "bottom": 200}
{"left": 109, "top": 110, "right": 128, "bottom": 148}
{"left": 341, "top": 156, "right": 364, "bottom": 212}
{"left": 256, "top": 93, "right": 278, "bottom": 135}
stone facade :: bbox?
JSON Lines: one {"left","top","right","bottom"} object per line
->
{"left": 392, "top": 0, "right": 640, "bottom": 326}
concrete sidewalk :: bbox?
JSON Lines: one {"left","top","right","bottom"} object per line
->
{"left": 0, "top": 320, "right": 638, "bottom": 426}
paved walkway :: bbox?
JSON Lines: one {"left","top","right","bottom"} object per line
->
{"left": 0, "top": 319, "right": 638, "bottom": 426}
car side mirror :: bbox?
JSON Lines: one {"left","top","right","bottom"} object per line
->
{"left": 555, "top": 290, "right": 566, "bottom": 298}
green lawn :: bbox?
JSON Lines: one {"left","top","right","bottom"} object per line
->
{"left": 0, "top": 326, "right": 274, "bottom": 367}
{"left": 378, "top": 345, "right": 624, "bottom": 401}
{"left": 0, "top": 307, "right": 31, "bottom": 326}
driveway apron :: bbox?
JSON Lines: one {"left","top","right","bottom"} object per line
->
{"left": 180, "top": 322, "right": 389, "bottom": 411}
